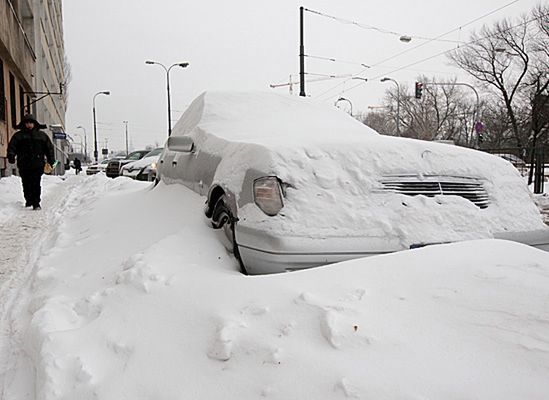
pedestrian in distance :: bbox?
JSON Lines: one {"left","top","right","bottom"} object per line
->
{"left": 7, "top": 114, "right": 55, "bottom": 210}
{"left": 73, "top": 157, "right": 82, "bottom": 175}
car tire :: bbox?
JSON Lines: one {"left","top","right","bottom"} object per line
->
{"left": 211, "top": 195, "right": 248, "bottom": 274}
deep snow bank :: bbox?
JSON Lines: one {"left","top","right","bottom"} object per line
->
{"left": 6, "top": 175, "right": 549, "bottom": 400}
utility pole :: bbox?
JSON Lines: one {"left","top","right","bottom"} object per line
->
{"left": 123, "top": 120, "right": 129, "bottom": 156}
{"left": 299, "top": 6, "right": 306, "bottom": 97}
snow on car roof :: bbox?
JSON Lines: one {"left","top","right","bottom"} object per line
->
{"left": 172, "top": 91, "right": 379, "bottom": 146}
{"left": 171, "top": 91, "right": 504, "bottom": 165}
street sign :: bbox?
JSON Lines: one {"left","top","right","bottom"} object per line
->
{"left": 53, "top": 132, "right": 67, "bottom": 140}
{"left": 101, "top": 148, "right": 108, "bottom": 155}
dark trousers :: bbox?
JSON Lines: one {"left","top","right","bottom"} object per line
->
{"left": 19, "top": 168, "right": 43, "bottom": 206}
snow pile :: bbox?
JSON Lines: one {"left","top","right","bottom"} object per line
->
{"left": 0, "top": 176, "right": 24, "bottom": 223}
{"left": 2, "top": 176, "right": 549, "bottom": 399}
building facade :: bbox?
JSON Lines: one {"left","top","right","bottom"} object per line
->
{"left": 0, "top": 0, "right": 67, "bottom": 177}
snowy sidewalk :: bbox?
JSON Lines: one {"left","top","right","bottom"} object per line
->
{"left": 1, "top": 175, "right": 549, "bottom": 400}
{"left": 0, "top": 175, "right": 81, "bottom": 399}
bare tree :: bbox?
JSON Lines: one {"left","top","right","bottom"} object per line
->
{"left": 450, "top": 5, "right": 549, "bottom": 148}
{"left": 362, "top": 109, "right": 393, "bottom": 135}
{"left": 366, "top": 77, "right": 478, "bottom": 147}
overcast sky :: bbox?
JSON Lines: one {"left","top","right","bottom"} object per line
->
{"left": 63, "top": 0, "right": 542, "bottom": 153}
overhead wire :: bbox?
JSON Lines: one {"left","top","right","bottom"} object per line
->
{"left": 310, "top": 0, "right": 520, "bottom": 99}
{"left": 318, "top": 10, "right": 549, "bottom": 100}
{"left": 304, "top": 7, "right": 467, "bottom": 44}
{"left": 305, "top": 72, "right": 354, "bottom": 78}
{"left": 305, "top": 54, "right": 371, "bottom": 68}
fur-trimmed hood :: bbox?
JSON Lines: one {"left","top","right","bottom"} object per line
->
{"left": 16, "top": 114, "right": 47, "bottom": 130}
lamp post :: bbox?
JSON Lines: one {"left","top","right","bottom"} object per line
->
{"left": 70, "top": 134, "right": 84, "bottom": 154}
{"left": 145, "top": 60, "right": 189, "bottom": 137}
{"left": 92, "top": 91, "right": 110, "bottom": 163}
{"left": 335, "top": 97, "right": 353, "bottom": 116}
{"left": 381, "top": 77, "right": 401, "bottom": 136}
{"left": 76, "top": 125, "right": 88, "bottom": 162}
{"left": 122, "top": 120, "right": 129, "bottom": 156}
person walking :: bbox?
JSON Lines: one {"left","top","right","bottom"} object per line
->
{"left": 7, "top": 114, "right": 55, "bottom": 210}
{"left": 73, "top": 157, "right": 82, "bottom": 175}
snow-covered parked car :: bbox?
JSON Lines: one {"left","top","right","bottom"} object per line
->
{"left": 106, "top": 150, "right": 150, "bottom": 178}
{"left": 157, "top": 91, "right": 549, "bottom": 274}
{"left": 86, "top": 159, "right": 110, "bottom": 175}
{"left": 120, "top": 147, "right": 163, "bottom": 181}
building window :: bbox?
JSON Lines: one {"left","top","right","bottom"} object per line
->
{"left": 0, "top": 60, "right": 5, "bottom": 122}
{"left": 9, "top": 73, "right": 16, "bottom": 128}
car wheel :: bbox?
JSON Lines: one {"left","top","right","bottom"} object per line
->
{"left": 211, "top": 195, "right": 248, "bottom": 274}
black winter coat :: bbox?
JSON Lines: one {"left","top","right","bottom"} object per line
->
{"left": 7, "top": 129, "right": 55, "bottom": 171}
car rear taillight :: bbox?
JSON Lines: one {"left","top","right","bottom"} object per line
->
{"left": 254, "top": 177, "right": 284, "bottom": 216}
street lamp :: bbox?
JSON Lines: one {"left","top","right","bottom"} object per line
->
{"left": 145, "top": 60, "right": 189, "bottom": 137}
{"left": 381, "top": 77, "right": 401, "bottom": 136}
{"left": 335, "top": 97, "right": 353, "bottom": 116}
{"left": 76, "top": 125, "right": 88, "bottom": 162}
{"left": 92, "top": 91, "right": 110, "bottom": 163}
{"left": 122, "top": 120, "right": 129, "bottom": 156}
{"left": 70, "top": 134, "right": 84, "bottom": 154}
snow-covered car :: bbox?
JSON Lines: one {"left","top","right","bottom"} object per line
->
{"left": 106, "top": 150, "right": 151, "bottom": 178}
{"left": 157, "top": 91, "right": 549, "bottom": 275}
{"left": 493, "top": 152, "right": 527, "bottom": 173}
{"left": 120, "top": 147, "right": 163, "bottom": 181}
{"left": 85, "top": 159, "right": 110, "bottom": 175}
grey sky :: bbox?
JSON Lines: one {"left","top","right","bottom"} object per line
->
{"left": 63, "top": 0, "right": 542, "bottom": 152}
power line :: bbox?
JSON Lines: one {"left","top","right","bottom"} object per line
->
{"left": 314, "top": 0, "right": 520, "bottom": 99}
{"left": 270, "top": 74, "right": 350, "bottom": 89}
{"left": 319, "top": 10, "right": 548, "bottom": 100}
{"left": 304, "top": 7, "right": 468, "bottom": 44}
{"left": 305, "top": 54, "right": 371, "bottom": 68}
{"left": 306, "top": 72, "right": 354, "bottom": 78}
{"left": 370, "top": 0, "right": 520, "bottom": 68}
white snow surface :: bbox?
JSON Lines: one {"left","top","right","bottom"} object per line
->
{"left": 1, "top": 173, "right": 549, "bottom": 399}
{"left": 169, "top": 91, "right": 546, "bottom": 248}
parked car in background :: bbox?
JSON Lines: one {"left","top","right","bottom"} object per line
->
{"left": 120, "top": 148, "right": 163, "bottom": 181}
{"left": 106, "top": 150, "right": 151, "bottom": 178}
{"left": 157, "top": 91, "right": 549, "bottom": 275}
{"left": 86, "top": 159, "right": 111, "bottom": 175}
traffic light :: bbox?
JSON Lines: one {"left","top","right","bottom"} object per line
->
{"left": 415, "top": 82, "right": 423, "bottom": 99}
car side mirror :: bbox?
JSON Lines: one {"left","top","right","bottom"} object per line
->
{"left": 167, "top": 136, "right": 194, "bottom": 152}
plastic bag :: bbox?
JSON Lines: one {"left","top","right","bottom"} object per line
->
{"left": 44, "top": 160, "right": 58, "bottom": 175}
